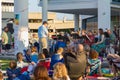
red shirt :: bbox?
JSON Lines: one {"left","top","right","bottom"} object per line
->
{"left": 85, "top": 35, "right": 95, "bottom": 46}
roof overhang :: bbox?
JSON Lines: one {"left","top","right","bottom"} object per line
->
{"left": 48, "top": 5, "right": 120, "bottom": 16}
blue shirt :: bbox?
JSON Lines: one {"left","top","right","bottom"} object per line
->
{"left": 6, "top": 68, "right": 21, "bottom": 80}
{"left": 55, "top": 41, "right": 66, "bottom": 50}
{"left": 50, "top": 54, "right": 64, "bottom": 70}
{"left": 31, "top": 52, "right": 38, "bottom": 63}
{"left": 38, "top": 25, "right": 48, "bottom": 38}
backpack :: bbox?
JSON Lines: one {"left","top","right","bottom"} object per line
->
{"left": 64, "top": 51, "right": 87, "bottom": 79}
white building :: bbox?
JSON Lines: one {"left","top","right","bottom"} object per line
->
{"left": 38, "top": 0, "right": 120, "bottom": 31}
{"left": 2, "top": 0, "right": 14, "bottom": 27}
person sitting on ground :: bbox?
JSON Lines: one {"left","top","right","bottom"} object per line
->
{"left": 0, "top": 71, "right": 3, "bottom": 80}
{"left": 27, "top": 47, "right": 38, "bottom": 74}
{"left": 50, "top": 47, "right": 64, "bottom": 70}
{"left": 24, "top": 49, "right": 31, "bottom": 63}
{"left": 88, "top": 49, "right": 102, "bottom": 76}
{"left": 53, "top": 62, "right": 70, "bottom": 80}
{"left": 33, "top": 65, "right": 51, "bottom": 80}
{"left": 64, "top": 44, "right": 87, "bottom": 80}
{"left": 37, "top": 53, "right": 50, "bottom": 70}
{"left": 30, "top": 46, "right": 38, "bottom": 63}
{"left": 17, "top": 52, "right": 28, "bottom": 68}
{"left": 6, "top": 60, "right": 21, "bottom": 80}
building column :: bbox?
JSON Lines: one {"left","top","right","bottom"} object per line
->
{"left": 42, "top": 0, "right": 48, "bottom": 22}
{"left": 74, "top": 14, "right": 79, "bottom": 31}
{"left": 0, "top": 0, "right": 1, "bottom": 39}
{"left": 53, "top": 19, "right": 56, "bottom": 33}
{"left": 79, "top": 15, "right": 82, "bottom": 31}
{"left": 14, "top": 0, "right": 28, "bottom": 53}
{"left": 98, "top": 0, "right": 111, "bottom": 31}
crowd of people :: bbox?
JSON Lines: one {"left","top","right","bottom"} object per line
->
{"left": 0, "top": 21, "right": 120, "bottom": 80}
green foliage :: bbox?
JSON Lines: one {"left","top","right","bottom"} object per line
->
{"left": 0, "top": 59, "right": 11, "bottom": 70}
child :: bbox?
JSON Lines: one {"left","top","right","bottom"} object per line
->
{"left": 53, "top": 62, "right": 70, "bottom": 80}
{"left": 16, "top": 52, "right": 28, "bottom": 68}
{"left": 34, "top": 65, "right": 51, "bottom": 80}
{"left": 50, "top": 47, "right": 64, "bottom": 70}
{"left": 30, "top": 46, "right": 38, "bottom": 63}
{"left": 37, "top": 53, "right": 51, "bottom": 70}
{"left": 88, "top": 49, "right": 102, "bottom": 76}
{"left": 27, "top": 47, "right": 38, "bottom": 74}
{"left": 6, "top": 60, "right": 21, "bottom": 80}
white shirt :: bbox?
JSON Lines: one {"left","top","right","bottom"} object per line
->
{"left": 17, "top": 61, "right": 28, "bottom": 68}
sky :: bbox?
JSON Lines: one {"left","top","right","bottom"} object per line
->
{"left": 29, "top": 0, "right": 73, "bottom": 20}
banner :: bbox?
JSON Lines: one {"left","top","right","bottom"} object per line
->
{"left": 18, "top": 27, "right": 29, "bottom": 48}
{"left": 14, "top": 14, "right": 20, "bottom": 25}
{"left": 14, "top": 26, "right": 28, "bottom": 53}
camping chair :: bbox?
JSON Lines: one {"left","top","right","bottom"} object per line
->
{"left": 37, "top": 58, "right": 51, "bottom": 70}
{"left": 112, "top": 60, "right": 120, "bottom": 77}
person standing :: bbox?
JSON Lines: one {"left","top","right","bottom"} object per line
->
{"left": 7, "top": 27, "right": 12, "bottom": 50}
{"left": 1, "top": 27, "right": 12, "bottom": 53}
{"left": 38, "top": 21, "right": 48, "bottom": 52}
